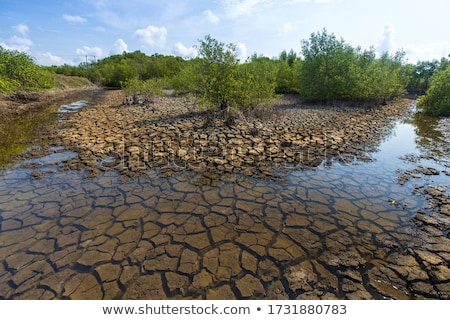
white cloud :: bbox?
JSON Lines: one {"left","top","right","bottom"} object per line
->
{"left": 404, "top": 42, "right": 450, "bottom": 63}
{"left": 236, "top": 42, "right": 248, "bottom": 61}
{"left": 13, "top": 24, "right": 29, "bottom": 35}
{"left": 1, "top": 25, "right": 33, "bottom": 52}
{"left": 173, "top": 42, "right": 197, "bottom": 58}
{"left": 376, "top": 24, "right": 396, "bottom": 55}
{"left": 110, "top": 38, "right": 128, "bottom": 55}
{"left": 76, "top": 46, "right": 103, "bottom": 60}
{"left": 133, "top": 25, "right": 167, "bottom": 47}
{"left": 37, "top": 52, "right": 70, "bottom": 66}
{"left": 221, "top": 0, "right": 330, "bottom": 19}
{"left": 1, "top": 35, "right": 33, "bottom": 52}
{"left": 63, "top": 14, "right": 87, "bottom": 23}
{"left": 279, "top": 22, "right": 297, "bottom": 33}
{"left": 222, "top": 0, "right": 269, "bottom": 18}
{"left": 204, "top": 10, "right": 220, "bottom": 24}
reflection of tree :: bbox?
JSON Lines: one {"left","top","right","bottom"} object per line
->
{"left": 405, "top": 113, "right": 446, "bottom": 157}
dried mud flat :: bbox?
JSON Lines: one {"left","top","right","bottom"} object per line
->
{"left": 1, "top": 89, "right": 449, "bottom": 300}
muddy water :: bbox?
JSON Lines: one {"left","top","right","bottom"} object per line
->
{"left": 0, "top": 102, "right": 449, "bottom": 300}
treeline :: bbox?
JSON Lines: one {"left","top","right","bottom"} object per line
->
{"left": 2, "top": 29, "right": 449, "bottom": 116}
{"left": 46, "top": 51, "right": 185, "bottom": 88}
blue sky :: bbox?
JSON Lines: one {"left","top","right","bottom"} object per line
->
{"left": 1, "top": 0, "right": 449, "bottom": 66}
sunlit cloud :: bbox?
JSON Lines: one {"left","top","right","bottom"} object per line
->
{"left": 37, "top": 52, "right": 70, "bottom": 66}
{"left": 110, "top": 38, "right": 128, "bottom": 55}
{"left": 63, "top": 14, "right": 87, "bottom": 23}
{"left": 76, "top": 46, "right": 103, "bottom": 59}
{"left": 173, "top": 42, "right": 197, "bottom": 58}
{"left": 376, "top": 24, "right": 396, "bottom": 55}
{"left": 1, "top": 35, "right": 33, "bottom": 52}
{"left": 279, "top": 22, "right": 297, "bottom": 33}
{"left": 13, "top": 24, "right": 29, "bottom": 35}
{"left": 221, "top": 0, "right": 270, "bottom": 19}
{"left": 133, "top": 25, "right": 168, "bottom": 48}
{"left": 236, "top": 42, "right": 248, "bottom": 61}
{"left": 204, "top": 10, "right": 220, "bottom": 24}
{"left": 404, "top": 42, "right": 450, "bottom": 63}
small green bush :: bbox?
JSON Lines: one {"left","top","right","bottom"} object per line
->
{"left": 0, "top": 46, "right": 53, "bottom": 94}
{"left": 121, "top": 78, "right": 164, "bottom": 105}
{"left": 417, "top": 66, "right": 450, "bottom": 116}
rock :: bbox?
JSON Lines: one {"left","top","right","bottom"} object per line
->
{"left": 367, "top": 266, "right": 410, "bottom": 300}
{"left": 123, "top": 274, "right": 166, "bottom": 299}
{"left": 63, "top": 273, "right": 103, "bottom": 299}
{"left": 191, "top": 269, "right": 214, "bottom": 290}
{"left": 284, "top": 264, "right": 318, "bottom": 292}
{"left": 77, "top": 250, "right": 113, "bottom": 267}
{"left": 206, "top": 285, "right": 236, "bottom": 299}
{"left": 165, "top": 272, "right": 190, "bottom": 295}
{"left": 235, "top": 274, "right": 265, "bottom": 298}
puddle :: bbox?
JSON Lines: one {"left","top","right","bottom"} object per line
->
{"left": 58, "top": 100, "right": 89, "bottom": 113}
{"left": 21, "top": 151, "right": 78, "bottom": 166}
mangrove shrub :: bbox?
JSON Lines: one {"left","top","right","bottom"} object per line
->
{"left": 417, "top": 66, "right": 450, "bottom": 116}
{"left": 0, "top": 46, "right": 54, "bottom": 94}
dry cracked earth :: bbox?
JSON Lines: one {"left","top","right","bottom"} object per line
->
{"left": 0, "top": 90, "right": 449, "bottom": 300}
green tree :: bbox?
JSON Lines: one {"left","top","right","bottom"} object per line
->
{"left": 298, "top": 29, "right": 358, "bottom": 101}
{"left": 298, "top": 29, "right": 407, "bottom": 103}
{"left": 192, "top": 35, "right": 276, "bottom": 113}
{"left": 193, "top": 35, "right": 240, "bottom": 111}
{"left": 121, "top": 78, "right": 164, "bottom": 105}
{"left": 417, "top": 65, "right": 450, "bottom": 116}
{"left": 237, "top": 55, "right": 278, "bottom": 110}
{"left": 0, "top": 46, "right": 53, "bottom": 94}
{"left": 276, "top": 50, "right": 300, "bottom": 94}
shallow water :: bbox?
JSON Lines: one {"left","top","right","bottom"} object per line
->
{"left": 0, "top": 102, "right": 449, "bottom": 299}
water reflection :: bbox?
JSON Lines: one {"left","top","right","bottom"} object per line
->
{"left": 406, "top": 113, "right": 449, "bottom": 158}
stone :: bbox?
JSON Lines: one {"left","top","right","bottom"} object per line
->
{"left": 367, "top": 266, "right": 410, "bottom": 300}
{"left": 414, "top": 249, "right": 444, "bottom": 266}
{"left": 183, "top": 232, "right": 211, "bottom": 250}
{"left": 95, "top": 264, "right": 121, "bottom": 282}
{"left": 0, "top": 228, "right": 36, "bottom": 247}
{"left": 123, "top": 274, "right": 166, "bottom": 299}
{"left": 102, "top": 281, "right": 123, "bottom": 299}
{"left": 178, "top": 249, "right": 199, "bottom": 274}
{"left": 268, "top": 235, "right": 306, "bottom": 262}
{"left": 11, "top": 260, "right": 53, "bottom": 288}
{"left": 206, "top": 285, "right": 236, "bottom": 299}
{"left": 216, "top": 244, "right": 242, "bottom": 280}
{"left": 77, "top": 250, "right": 113, "bottom": 267}
{"left": 191, "top": 269, "right": 214, "bottom": 290}
{"left": 258, "top": 259, "right": 279, "bottom": 282}
{"left": 241, "top": 250, "right": 258, "bottom": 273}
{"left": 266, "top": 280, "right": 289, "bottom": 300}
{"left": 119, "top": 265, "right": 140, "bottom": 286}
{"left": 143, "top": 254, "right": 178, "bottom": 272}
{"left": 284, "top": 263, "right": 318, "bottom": 292}
{"left": 165, "top": 272, "right": 190, "bottom": 295}
{"left": 235, "top": 274, "right": 265, "bottom": 298}
{"left": 429, "top": 265, "right": 450, "bottom": 283}
{"left": 63, "top": 273, "right": 103, "bottom": 299}
{"left": 5, "top": 252, "right": 37, "bottom": 271}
